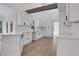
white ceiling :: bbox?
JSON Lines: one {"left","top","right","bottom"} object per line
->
{"left": 1, "top": 3, "right": 53, "bottom": 11}
{"left": 0, "top": 3, "right": 59, "bottom": 22}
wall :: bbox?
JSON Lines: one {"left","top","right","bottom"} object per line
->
{"left": 0, "top": 5, "right": 16, "bottom": 18}
{"left": 16, "top": 10, "right": 33, "bottom": 25}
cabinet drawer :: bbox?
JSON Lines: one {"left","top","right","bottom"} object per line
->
{"left": 57, "top": 38, "right": 79, "bottom": 56}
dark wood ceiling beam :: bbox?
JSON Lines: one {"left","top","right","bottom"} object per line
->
{"left": 25, "top": 3, "right": 58, "bottom": 14}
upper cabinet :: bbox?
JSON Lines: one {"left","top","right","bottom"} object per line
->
{"left": 66, "top": 4, "right": 79, "bottom": 34}
{"left": 67, "top": 4, "right": 79, "bottom": 21}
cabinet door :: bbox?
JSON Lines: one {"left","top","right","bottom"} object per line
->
{"left": 57, "top": 38, "right": 79, "bottom": 56}
{"left": 69, "top": 4, "right": 79, "bottom": 21}
{"left": 23, "top": 32, "right": 32, "bottom": 45}
{"left": 0, "top": 21, "right": 2, "bottom": 33}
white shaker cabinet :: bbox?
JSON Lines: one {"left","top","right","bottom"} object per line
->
{"left": 57, "top": 37, "right": 79, "bottom": 56}
{"left": 68, "top": 3, "right": 79, "bottom": 21}
{"left": 16, "top": 11, "right": 32, "bottom": 26}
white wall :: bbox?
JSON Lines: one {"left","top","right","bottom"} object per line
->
{"left": 16, "top": 10, "right": 33, "bottom": 25}
{"left": 0, "top": 5, "right": 16, "bottom": 18}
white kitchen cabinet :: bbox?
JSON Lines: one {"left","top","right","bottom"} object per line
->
{"left": 67, "top": 4, "right": 79, "bottom": 34}
{"left": 68, "top": 4, "right": 79, "bottom": 21}
{"left": 0, "top": 34, "right": 22, "bottom": 56}
{"left": 15, "top": 25, "right": 32, "bottom": 45}
{"left": 23, "top": 31, "right": 32, "bottom": 45}
{"left": 32, "top": 31, "right": 36, "bottom": 40}
{"left": 57, "top": 37, "right": 79, "bottom": 56}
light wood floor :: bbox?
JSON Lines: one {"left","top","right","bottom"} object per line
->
{"left": 21, "top": 37, "right": 56, "bottom": 56}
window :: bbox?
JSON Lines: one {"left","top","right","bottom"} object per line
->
{"left": 10, "top": 21, "right": 13, "bottom": 33}
{"left": 6, "top": 21, "right": 8, "bottom": 33}
{"left": 0, "top": 21, "right": 2, "bottom": 33}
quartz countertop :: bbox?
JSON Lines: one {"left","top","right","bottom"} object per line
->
{"left": 0, "top": 33, "right": 22, "bottom": 36}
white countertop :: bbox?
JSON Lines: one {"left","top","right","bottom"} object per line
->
{"left": 0, "top": 33, "right": 22, "bottom": 36}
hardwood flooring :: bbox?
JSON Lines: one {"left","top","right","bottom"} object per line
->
{"left": 21, "top": 37, "right": 56, "bottom": 56}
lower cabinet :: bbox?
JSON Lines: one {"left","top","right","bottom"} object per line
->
{"left": 0, "top": 34, "right": 21, "bottom": 56}
{"left": 0, "top": 31, "right": 32, "bottom": 56}
{"left": 57, "top": 38, "right": 79, "bottom": 56}
{"left": 23, "top": 32, "right": 32, "bottom": 45}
